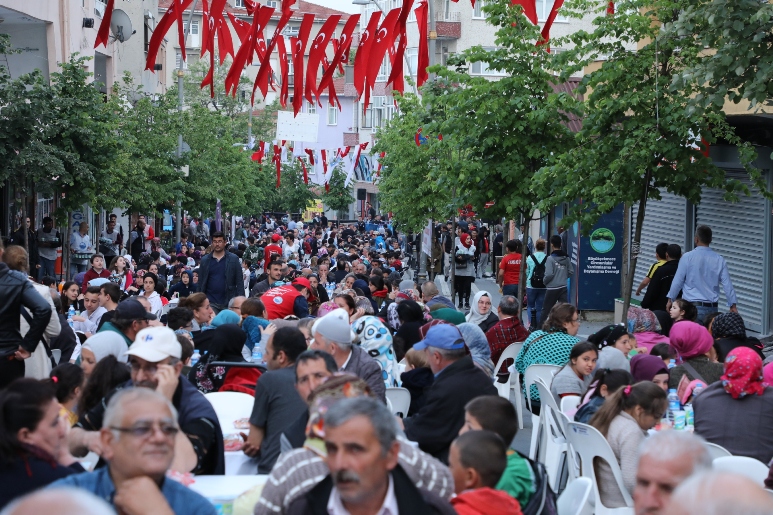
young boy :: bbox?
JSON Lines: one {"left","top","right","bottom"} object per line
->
{"left": 449, "top": 430, "right": 522, "bottom": 515}
{"left": 461, "top": 396, "right": 535, "bottom": 508}
{"left": 636, "top": 242, "right": 668, "bottom": 296}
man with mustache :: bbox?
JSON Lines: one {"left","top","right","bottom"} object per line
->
{"left": 286, "top": 397, "right": 455, "bottom": 515}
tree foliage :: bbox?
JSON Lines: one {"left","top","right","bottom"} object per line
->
{"left": 321, "top": 166, "right": 355, "bottom": 213}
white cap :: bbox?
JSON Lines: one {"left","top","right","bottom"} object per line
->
{"left": 126, "top": 326, "right": 182, "bottom": 362}
{"left": 313, "top": 308, "right": 353, "bottom": 344}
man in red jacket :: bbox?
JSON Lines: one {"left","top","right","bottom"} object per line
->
{"left": 263, "top": 234, "right": 283, "bottom": 272}
{"left": 262, "top": 277, "right": 311, "bottom": 319}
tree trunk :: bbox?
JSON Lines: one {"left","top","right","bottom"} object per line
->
{"left": 21, "top": 193, "right": 29, "bottom": 272}
{"left": 450, "top": 185, "right": 457, "bottom": 303}
{"left": 622, "top": 169, "right": 652, "bottom": 321}
{"left": 517, "top": 211, "right": 533, "bottom": 324}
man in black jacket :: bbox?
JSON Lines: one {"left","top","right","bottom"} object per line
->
{"left": 401, "top": 324, "right": 498, "bottom": 463}
{"left": 0, "top": 241, "right": 52, "bottom": 388}
{"left": 641, "top": 244, "right": 682, "bottom": 313}
{"left": 287, "top": 397, "right": 455, "bottom": 515}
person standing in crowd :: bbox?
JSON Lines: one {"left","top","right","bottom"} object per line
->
{"left": 540, "top": 234, "right": 573, "bottom": 326}
{"left": 454, "top": 232, "right": 476, "bottom": 310}
{"left": 138, "top": 214, "right": 155, "bottom": 253}
{"left": 197, "top": 231, "right": 243, "bottom": 311}
{"left": 525, "top": 238, "right": 549, "bottom": 329}
{"left": 70, "top": 221, "right": 94, "bottom": 279}
{"left": 497, "top": 239, "right": 522, "bottom": 297}
{"left": 263, "top": 234, "right": 284, "bottom": 272}
{"left": 0, "top": 240, "right": 52, "bottom": 388}
{"left": 129, "top": 218, "right": 145, "bottom": 264}
{"left": 11, "top": 217, "right": 38, "bottom": 275}
{"left": 641, "top": 244, "right": 681, "bottom": 312}
{"left": 492, "top": 224, "right": 504, "bottom": 261}
{"left": 519, "top": 223, "right": 534, "bottom": 256}
{"left": 36, "top": 217, "right": 61, "bottom": 281}
{"left": 99, "top": 218, "right": 120, "bottom": 266}
{"left": 636, "top": 243, "right": 668, "bottom": 296}
{"left": 667, "top": 225, "right": 737, "bottom": 324}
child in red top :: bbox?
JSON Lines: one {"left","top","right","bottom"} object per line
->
{"left": 497, "top": 239, "right": 522, "bottom": 298}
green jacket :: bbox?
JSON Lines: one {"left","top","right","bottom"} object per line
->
{"left": 97, "top": 321, "right": 133, "bottom": 347}
{"left": 496, "top": 450, "right": 536, "bottom": 508}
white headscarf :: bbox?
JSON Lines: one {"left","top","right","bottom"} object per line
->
{"left": 82, "top": 331, "right": 129, "bottom": 364}
{"left": 466, "top": 290, "right": 492, "bottom": 327}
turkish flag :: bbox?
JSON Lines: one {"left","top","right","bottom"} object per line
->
{"left": 211, "top": 0, "right": 234, "bottom": 64}
{"left": 353, "top": 11, "right": 382, "bottom": 98}
{"left": 304, "top": 148, "right": 316, "bottom": 165}
{"left": 282, "top": 0, "right": 296, "bottom": 16}
{"left": 146, "top": 0, "right": 193, "bottom": 71}
{"left": 228, "top": 12, "right": 263, "bottom": 64}
{"left": 273, "top": 144, "right": 282, "bottom": 188}
{"left": 94, "top": 0, "right": 115, "bottom": 48}
{"left": 304, "top": 14, "right": 342, "bottom": 107}
{"left": 512, "top": 0, "right": 538, "bottom": 24}
{"left": 292, "top": 13, "right": 316, "bottom": 116}
{"left": 276, "top": 36, "right": 290, "bottom": 107}
{"left": 414, "top": 1, "right": 429, "bottom": 86}
{"left": 298, "top": 157, "right": 309, "bottom": 184}
{"left": 538, "top": 0, "right": 564, "bottom": 49}
{"left": 225, "top": 5, "right": 274, "bottom": 95}
{"left": 318, "top": 15, "right": 360, "bottom": 99}
{"left": 364, "top": 8, "right": 401, "bottom": 111}
{"left": 387, "top": 0, "right": 416, "bottom": 95}
{"left": 607, "top": 1, "right": 614, "bottom": 14}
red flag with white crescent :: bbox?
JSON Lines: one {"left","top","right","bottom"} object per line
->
{"left": 292, "top": 13, "right": 316, "bottom": 116}
{"left": 318, "top": 15, "right": 360, "bottom": 99}
{"left": 225, "top": 5, "right": 273, "bottom": 95}
{"left": 353, "top": 11, "right": 382, "bottom": 98}
{"left": 322, "top": 58, "right": 341, "bottom": 109}
{"left": 304, "top": 15, "right": 342, "bottom": 107}
{"left": 276, "top": 36, "right": 290, "bottom": 107}
{"left": 298, "top": 157, "right": 309, "bottom": 184}
{"left": 94, "top": 0, "right": 115, "bottom": 48}
{"left": 512, "top": 0, "right": 538, "bottom": 24}
{"left": 387, "top": 0, "right": 415, "bottom": 95}
{"left": 537, "top": 0, "right": 564, "bottom": 50}
{"left": 273, "top": 144, "right": 282, "bottom": 188}
{"left": 253, "top": 9, "right": 293, "bottom": 101}
{"left": 146, "top": 0, "right": 193, "bottom": 70}
{"left": 414, "top": 1, "right": 429, "bottom": 86}
{"left": 364, "top": 9, "right": 401, "bottom": 110}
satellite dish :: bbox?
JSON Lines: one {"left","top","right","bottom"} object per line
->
{"left": 110, "top": 9, "right": 133, "bottom": 43}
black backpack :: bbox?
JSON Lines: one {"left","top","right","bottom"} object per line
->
{"left": 518, "top": 451, "right": 558, "bottom": 515}
{"left": 529, "top": 254, "right": 549, "bottom": 289}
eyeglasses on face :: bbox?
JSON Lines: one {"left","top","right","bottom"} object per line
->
{"left": 110, "top": 422, "right": 179, "bottom": 439}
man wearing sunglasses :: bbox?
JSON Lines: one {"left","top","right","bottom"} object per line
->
{"left": 68, "top": 327, "right": 224, "bottom": 476}
{"left": 52, "top": 388, "right": 217, "bottom": 515}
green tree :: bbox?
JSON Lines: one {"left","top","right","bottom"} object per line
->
{"left": 533, "top": 0, "right": 768, "bottom": 316}
{"left": 257, "top": 156, "right": 317, "bottom": 214}
{"left": 321, "top": 166, "right": 355, "bottom": 213}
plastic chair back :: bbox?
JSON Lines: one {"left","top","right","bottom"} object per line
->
{"left": 535, "top": 379, "right": 569, "bottom": 490}
{"left": 564, "top": 422, "right": 634, "bottom": 513}
{"left": 557, "top": 477, "right": 593, "bottom": 515}
{"left": 204, "top": 391, "right": 255, "bottom": 435}
{"left": 704, "top": 442, "right": 733, "bottom": 461}
{"left": 524, "top": 364, "right": 562, "bottom": 411}
{"left": 51, "top": 349, "right": 62, "bottom": 365}
{"left": 561, "top": 395, "right": 581, "bottom": 416}
{"left": 493, "top": 342, "right": 523, "bottom": 379}
{"left": 492, "top": 342, "right": 525, "bottom": 429}
{"left": 713, "top": 456, "right": 770, "bottom": 485}
{"left": 385, "top": 387, "right": 411, "bottom": 417}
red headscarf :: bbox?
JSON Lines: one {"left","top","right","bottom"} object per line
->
{"left": 721, "top": 347, "right": 766, "bottom": 399}
{"left": 460, "top": 233, "right": 472, "bottom": 248}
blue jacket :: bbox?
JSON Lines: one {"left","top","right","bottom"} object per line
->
{"left": 197, "top": 251, "right": 243, "bottom": 306}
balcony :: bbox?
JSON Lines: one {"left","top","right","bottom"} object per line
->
{"left": 434, "top": 11, "right": 461, "bottom": 40}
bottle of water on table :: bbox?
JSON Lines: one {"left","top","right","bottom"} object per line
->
{"left": 67, "top": 305, "right": 76, "bottom": 328}
{"left": 667, "top": 388, "right": 681, "bottom": 424}
{"left": 190, "top": 349, "right": 201, "bottom": 367}
{"left": 252, "top": 346, "right": 263, "bottom": 364}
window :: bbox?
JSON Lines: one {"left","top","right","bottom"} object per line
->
{"left": 266, "top": 0, "right": 278, "bottom": 7}
{"left": 306, "top": 100, "right": 316, "bottom": 114}
{"left": 235, "top": 0, "right": 245, "bottom": 7}
{"left": 327, "top": 105, "right": 338, "bottom": 125}
{"left": 183, "top": 20, "right": 200, "bottom": 47}
{"left": 362, "top": 104, "right": 373, "bottom": 128}
{"left": 175, "top": 51, "right": 188, "bottom": 70}
{"left": 376, "top": 56, "right": 390, "bottom": 82}
{"left": 405, "top": 48, "right": 418, "bottom": 76}
{"left": 470, "top": 47, "right": 507, "bottom": 76}
{"left": 95, "top": 0, "right": 106, "bottom": 17}
{"left": 536, "top": 0, "right": 566, "bottom": 22}
{"left": 284, "top": 25, "right": 299, "bottom": 36}
{"left": 473, "top": 0, "right": 486, "bottom": 19}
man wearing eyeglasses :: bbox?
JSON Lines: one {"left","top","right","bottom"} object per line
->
{"left": 68, "top": 327, "right": 225, "bottom": 476}
{"left": 52, "top": 388, "right": 217, "bottom": 515}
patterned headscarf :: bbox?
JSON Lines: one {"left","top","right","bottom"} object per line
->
{"left": 721, "top": 347, "right": 766, "bottom": 399}
{"left": 711, "top": 312, "right": 747, "bottom": 339}
{"left": 627, "top": 306, "right": 662, "bottom": 334}
{"left": 317, "top": 301, "right": 339, "bottom": 318}
{"left": 352, "top": 316, "right": 398, "bottom": 388}
{"left": 458, "top": 323, "right": 495, "bottom": 377}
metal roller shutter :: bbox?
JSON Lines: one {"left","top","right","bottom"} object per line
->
{"left": 631, "top": 191, "right": 689, "bottom": 301}
{"left": 695, "top": 171, "right": 766, "bottom": 333}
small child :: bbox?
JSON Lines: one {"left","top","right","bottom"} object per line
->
{"left": 670, "top": 299, "right": 698, "bottom": 323}
{"left": 49, "top": 363, "right": 84, "bottom": 427}
{"left": 400, "top": 348, "right": 433, "bottom": 416}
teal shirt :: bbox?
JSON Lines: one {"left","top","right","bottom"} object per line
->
{"left": 496, "top": 451, "right": 536, "bottom": 508}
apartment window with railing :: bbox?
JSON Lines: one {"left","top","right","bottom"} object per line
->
{"left": 95, "top": 0, "right": 107, "bottom": 17}
{"left": 405, "top": 48, "right": 418, "bottom": 75}
{"left": 473, "top": 0, "right": 486, "bottom": 19}
{"left": 182, "top": 20, "right": 200, "bottom": 47}
{"left": 376, "top": 56, "right": 390, "bottom": 82}
{"left": 470, "top": 47, "right": 507, "bottom": 76}
{"left": 266, "top": 0, "right": 278, "bottom": 7}
{"left": 536, "top": 0, "right": 566, "bottom": 21}
{"left": 235, "top": 0, "right": 245, "bottom": 7}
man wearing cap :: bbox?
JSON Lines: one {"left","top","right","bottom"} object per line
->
{"left": 401, "top": 324, "right": 498, "bottom": 463}
{"left": 263, "top": 234, "right": 284, "bottom": 272}
{"left": 261, "top": 277, "right": 311, "bottom": 320}
{"left": 97, "top": 298, "right": 158, "bottom": 346}
{"left": 310, "top": 308, "right": 386, "bottom": 402}
{"left": 69, "top": 326, "right": 225, "bottom": 475}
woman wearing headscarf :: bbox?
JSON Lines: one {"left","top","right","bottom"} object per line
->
{"left": 668, "top": 321, "right": 724, "bottom": 389}
{"left": 465, "top": 291, "right": 499, "bottom": 334}
{"left": 629, "top": 354, "right": 669, "bottom": 391}
{"left": 711, "top": 312, "right": 764, "bottom": 362}
{"left": 189, "top": 323, "right": 249, "bottom": 394}
{"left": 79, "top": 332, "right": 129, "bottom": 379}
{"left": 453, "top": 232, "right": 476, "bottom": 309}
{"left": 694, "top": 347, "right": 773, "bottom": 464}
{"left": 626, "top": 306, "right": 669, "bottom": 352}
{"left": 352, "top": 316, "right": 399, "bottom": 389}
{"left": 352, "top": 279, "right": 377, "bottom": 313}
{"left": 432, "top": 307, "right": 466, "bottom": 325}
{"left": 588, "top": 325, "right": 633, "bottom": 372}
{"left": 458, "top": 323, "right": 495, "bottom": 378}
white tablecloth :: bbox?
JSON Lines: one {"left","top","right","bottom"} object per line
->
{"left": 224, "top": 451, "right": 259, "bottom": 475}
{"left": 189, "top": 474, "right": 268, "bottom": 500}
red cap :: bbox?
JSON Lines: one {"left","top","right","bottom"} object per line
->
{"left": 271, "top": 234, "right": 281, "bottom": 242}
{"left": 292, "top": 277, "right": 312, "bottom": 291}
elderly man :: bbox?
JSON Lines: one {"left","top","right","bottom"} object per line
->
{"left": 52, "top": 388, "right": 216, "bottom": 515}
{"left": 286, "top": 397, "right": 455, "bottom": 515}
{"left": 310, "top": 308, "right": 386, "bottom": 401}
{"left": 228, "top": 296, "right": 246, "bottom": 317}
{"left": 633, "top": 431, "right": 712, "bottom": 515}
{"left": 69, "top": 326, "right": 224, "bottom": 475}
{"left": 402, "top": 324, "right": 498, "bottom": 463}
{"left": 422, "top": 281, "right": 456, "bottom": 311}
{"left": 485, "top": 295, "right": 530, "bottom": 372}
{"left": 3, "top": 488, "right": 114, "bottom": 515}
{"left": 97, "top": 298, "right": 157, "bottom": 346}
{"left": 663, "top": 470, "right": 773, "bottom": 515}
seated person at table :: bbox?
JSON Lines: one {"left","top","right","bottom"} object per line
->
{"left": 449, "top": 430, "right": 522, "bottom": 515}
{"left": 589, "top": 381, "right": 667, "bottom": 509}
{"left": 52, "top": 388, "right": 216, "bottom": 515}
{"left": 574, "top": 368, "right": 633, "bottom": 424}
{"left": 551, "top": 341, "right": 598, "bottom": 401}
{"left": 283, "top": 349, "right": 338, "bottom": 448}
{"left": 255, "top": 374, "right": 454, "bottom": 515}
{"left": 0, "top": 379, "right": 85, "bottom": 510}
{"left": 694, "top": 347, "right": 773, "bottom": 465}
{"left": 668, "top": 321, "right": 724, "bottom": 389}
{"left": 710, "top": 312, "right": 764, "bottom": 362}
{"left": 461, "top": 396, "right": 534, "bottom": 508}
{"left": 588, "top": 325, "right": 633, "bottom": 372}
{"left": 68, "top": 326, "right": 224, "bottom": 475}
{"left": 243, "top": 327, "right": 308, "bottom": 474}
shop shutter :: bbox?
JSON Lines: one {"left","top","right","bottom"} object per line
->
{"left": 695, "top": 171, "right": 766, "bottom": 333}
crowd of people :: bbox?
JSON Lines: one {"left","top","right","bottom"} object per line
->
{"left": 1, "top": 210, "right": 773, "bottom": 515}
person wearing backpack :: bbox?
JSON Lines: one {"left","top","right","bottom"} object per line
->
{"left": 525, "top": 238, "right": 548, "bottom": 330}
{"left": 539, "top": 235, "right": 574, "bottom": 327}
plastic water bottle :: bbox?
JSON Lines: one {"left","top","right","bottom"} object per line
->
{"left": 252, "top": 346, "right": 263, "bottom": 364}
{"left": 667, "top": 359, "right": 676, "bottom": 370}
{"left": 667, "top": 388, "right": 680, "bottom": 421}
{"left": 692, "top": 385, "right": 704, "bottom": 397}
{"left": 684, "top": 404, "right": 694, "bottom": 429}
{"left": 67, "top": 305, "right": 76, "bottom": 328}
{"left": 190, "top": 350, "right": 201, "bottom": 367}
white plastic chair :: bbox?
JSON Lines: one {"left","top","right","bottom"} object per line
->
{"left": 704, "top": 442, "right": 733, "bottom": 461}
{"left": 564, "top": 422, "right": 634, "bottom": 515}
{"left": 557, "top": 477, "right": 593, "bottom": 515}
{"left": 523, "top": 364, "right": 561, "bottom": 459}
{"left": 51, "top": 349, "right": 62, "bottom": 365}
{"left": 385, "top": 387, "right": 411, "bottom": 417}
{"left": 204, "top": 392, "right": 255, "bottom": 435}
{"left": 713, "top": 456, "right": 770, "bottom": 485}
{"left": 535, "top": 379, "right": 570, "bottom": 490}
{"left": 492, "top": 342, "right": 524, "bottom": 429}
{"left": 561, "top": 395, "right": 581, "bottom": 416}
